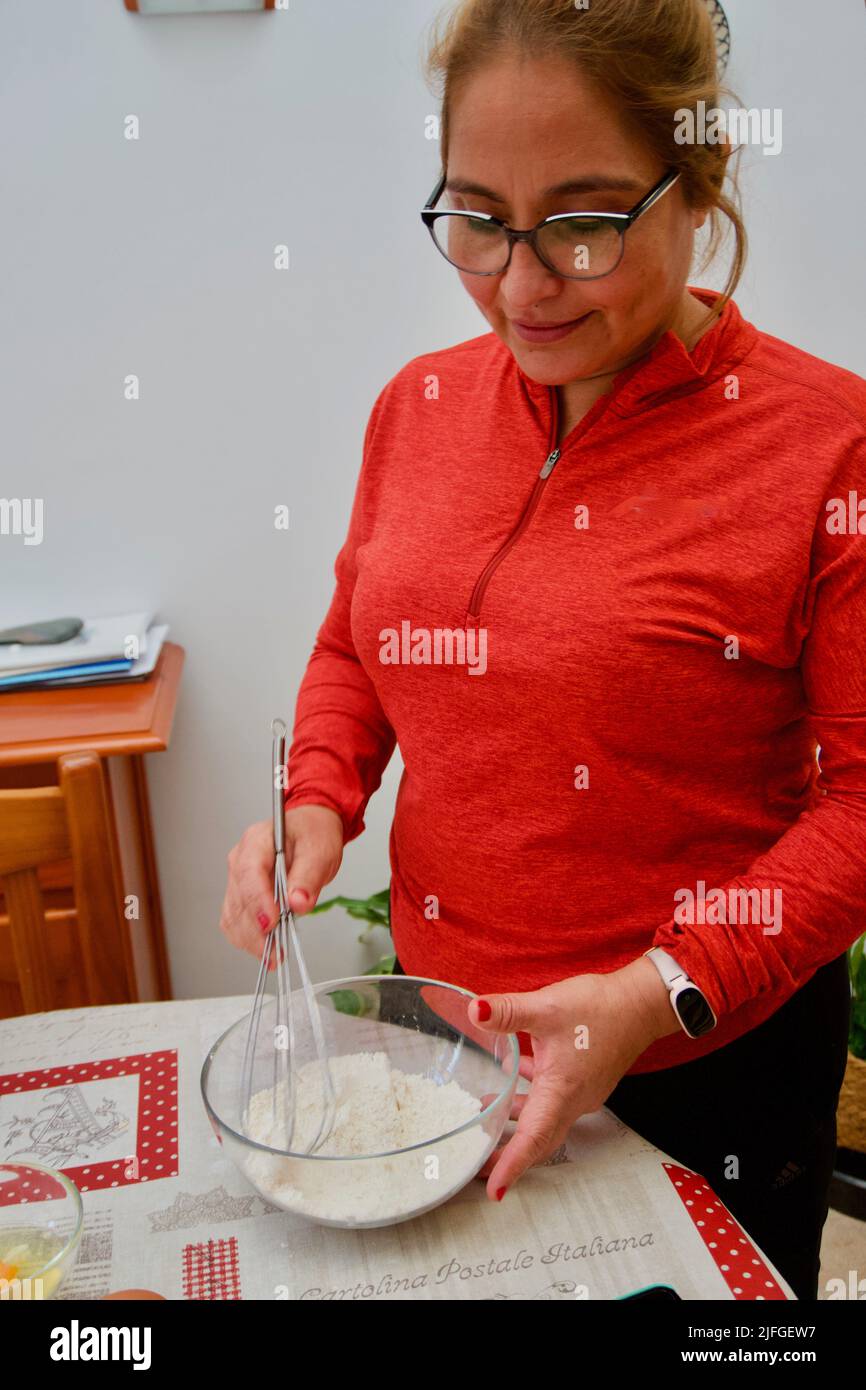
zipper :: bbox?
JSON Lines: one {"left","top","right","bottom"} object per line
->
{"left": 466, "top": 386, "right": 561, "bottom": 623}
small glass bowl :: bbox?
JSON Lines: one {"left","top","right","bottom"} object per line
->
{"left": 201, "top": 974, "right": 520, "bottom": 1229}
{"left": 0, "top": 1160, "right": 83, "bottom": 1300}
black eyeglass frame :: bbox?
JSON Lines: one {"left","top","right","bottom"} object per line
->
{"left": 420, "top": 168, "right": 681, "bottom": 280}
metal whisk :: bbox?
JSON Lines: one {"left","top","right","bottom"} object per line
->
{"left": 239, "top": 719, "right": 337, "bottom": 1154}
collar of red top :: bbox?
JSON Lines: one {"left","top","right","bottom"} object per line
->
{"left": 511, "top": 287, "right": 760, "bottom": 419}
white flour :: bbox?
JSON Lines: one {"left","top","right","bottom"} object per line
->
{"left": 243, "top": 1050, "right": 490, "bottom": 1224}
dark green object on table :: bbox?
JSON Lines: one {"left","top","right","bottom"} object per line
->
{"left": 848, "top": 932, "right": 866, "bottom": 1060}
{"left": 0, "top": 617, "right": 83, "bottom": 644}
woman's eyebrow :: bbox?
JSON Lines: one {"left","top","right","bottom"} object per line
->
{"left": 444, "top": 174, "right": 643, "bottom": 203}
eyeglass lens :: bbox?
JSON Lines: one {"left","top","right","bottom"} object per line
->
{"left": 430, "top": 213, "right": 623, "bottom": 278}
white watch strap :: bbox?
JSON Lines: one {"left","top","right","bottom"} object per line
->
{"left": 643, "top": 946, "right": 718, "bottom": 1038}
{"left": 644, "top": 946, "right": 690, "bottom": 989}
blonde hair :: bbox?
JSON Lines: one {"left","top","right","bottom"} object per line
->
{"left": 422, "top": 0, "right": 747, "bottom": 330}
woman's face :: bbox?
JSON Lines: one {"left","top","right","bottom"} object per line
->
{"left": 445, "top": 52, "right": 708, "bottom": 383}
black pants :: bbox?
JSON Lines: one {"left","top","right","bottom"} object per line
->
{"left": 392, "top": 952, "right": 851, "bottom": 1301}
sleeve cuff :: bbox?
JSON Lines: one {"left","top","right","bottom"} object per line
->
{"left": 649, "top": 921, "right": 729, "bottom": 1021}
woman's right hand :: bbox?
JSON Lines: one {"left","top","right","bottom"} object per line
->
{"left": 219, "top": 804, "right": 344, "bottom": 961}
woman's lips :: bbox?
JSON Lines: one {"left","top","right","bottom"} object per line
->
{"left": 511, "top": 312, "right": 594, "bottom": 344}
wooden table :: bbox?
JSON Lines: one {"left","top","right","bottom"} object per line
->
{"left": 0, "top": 643, "right": 184, "bottom": 1014}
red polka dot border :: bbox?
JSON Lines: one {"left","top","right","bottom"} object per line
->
{"left": 662, "top": 1161, "right": 789, "bottom": 1300}
{"left": 0, "top": 1051, "right": 179, "bottom": 1204}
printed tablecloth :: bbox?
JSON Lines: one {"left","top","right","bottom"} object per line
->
{"left": 0, "top": 997, "right": 795, "bottom": 1300}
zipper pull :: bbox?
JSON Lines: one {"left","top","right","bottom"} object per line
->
{"left": 539, "top": 448, "right": 560, "bottom": 480}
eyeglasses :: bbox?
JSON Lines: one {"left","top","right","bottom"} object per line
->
{"left": 420, "top": 169, "right": 681, "bottom": 281}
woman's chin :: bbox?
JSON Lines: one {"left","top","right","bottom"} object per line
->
{"left": 511, "top": 342, "right": 612, "bottom": 386}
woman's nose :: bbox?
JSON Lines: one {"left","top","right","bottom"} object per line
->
{"left": 500, "top": 238, "right": 562, "bottom": 306}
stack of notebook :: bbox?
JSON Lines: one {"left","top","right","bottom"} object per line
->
{"left": 0, "top": 613, "right": 169, "bottom": 691}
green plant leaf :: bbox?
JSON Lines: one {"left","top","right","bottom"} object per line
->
{"left": 851, "top": 1000, "right": 866, "bottom": 1030}
{"left": 365, "top": 889, "right": 391, "bottom": 916}
{"left": 854, "top": 938, "right": 866, "bottom": 1000}
{"left": 309, "top": 890, "right": 390, "bottom": 929}
{"left": 364, "top": 954, "right": 396, "bottom": 976}
{"left": 308, "top": 894, "right": 366, "bottom": 916}
{"left": 345, "top": 906, "right": 389, "bottom": 926}
{"left": 325, "top": 988, "right": 375, "bottom": 1018}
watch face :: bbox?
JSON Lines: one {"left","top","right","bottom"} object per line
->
{"left": 677, "top": 985, "right": 715, "bottom": 1037}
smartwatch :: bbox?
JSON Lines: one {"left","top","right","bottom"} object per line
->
{"left": 643, "top": 947, "right": 717, "bottom": 1038}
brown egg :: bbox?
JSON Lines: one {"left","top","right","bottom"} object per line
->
{"left": 102, "top": 1289, "right": 165, "bottom": 1300}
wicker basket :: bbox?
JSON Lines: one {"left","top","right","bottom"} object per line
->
{"left": 837, "top": 1051, "right": 866, "bottom": 1154}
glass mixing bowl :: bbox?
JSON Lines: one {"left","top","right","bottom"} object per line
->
{"left": 0, "top": 1161, "right": 83, "bottom": 1300}
{"left": 201, "top": 975, "right": 520, "bottom": 1229}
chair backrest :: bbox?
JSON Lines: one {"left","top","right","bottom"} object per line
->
{"left": 0, "top": 752, "right": 130, "bottom": 1014}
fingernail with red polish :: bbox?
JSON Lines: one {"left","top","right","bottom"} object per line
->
{"left": 496, "top": 1187, "right": 507, "bottom": 1202}
{"left": 476, "top": 999, "right": 491, "bottom": 1022}
{"left": 257, "top": 912, "right": 270, "bottom": 930}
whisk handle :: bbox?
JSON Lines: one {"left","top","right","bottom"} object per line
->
{"left": 271, "top": 718, "right": 287, "bottom": 857}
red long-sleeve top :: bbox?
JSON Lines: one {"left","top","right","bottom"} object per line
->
{"left": 284, "top": 287, "right": 866, "bottom": 1073}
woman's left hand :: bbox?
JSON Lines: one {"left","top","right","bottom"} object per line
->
{"left": 472, "top": 957, "right": 679, "bottom": 1200}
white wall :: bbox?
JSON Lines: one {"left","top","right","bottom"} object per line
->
{"left": 2, "top": 0, "right": 863, "bottom": 999}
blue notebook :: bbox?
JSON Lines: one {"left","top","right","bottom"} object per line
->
{"left": 0, "top": 659, "right": 133, "bottom": 689}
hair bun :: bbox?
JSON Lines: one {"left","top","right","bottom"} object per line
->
{"left": 702, "top": 0, "right": 731, "bottom": 75}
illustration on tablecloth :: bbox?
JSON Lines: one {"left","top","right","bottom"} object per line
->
{"left": 1, "top": 1084, "right": 130, "bottom": 1168}
{"left": 149, "top": 1185, "right": 279, "bottom": 1232}
{"left": 57, "top": 1210, "right": 115, "bottom": 1301}
{"left": 182, "top": 1235, "right": 241, "bottom": 1300}
{"left": 490, "top": 1280, "right": 581, "bottom": 1299}
{"left": 0, "top": 1052, "right": 178, "bottom": 1201}
{"left": 662, "top": 1161, "right": 788, "bottom": 1300}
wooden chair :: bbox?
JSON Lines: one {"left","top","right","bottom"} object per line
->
{"left": 0, "top": 752, "right": 132, "bottom": 1015}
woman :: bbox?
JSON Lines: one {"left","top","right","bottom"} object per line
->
{"left": 220, "top": 0, "right": 864, "bottom": 1300}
